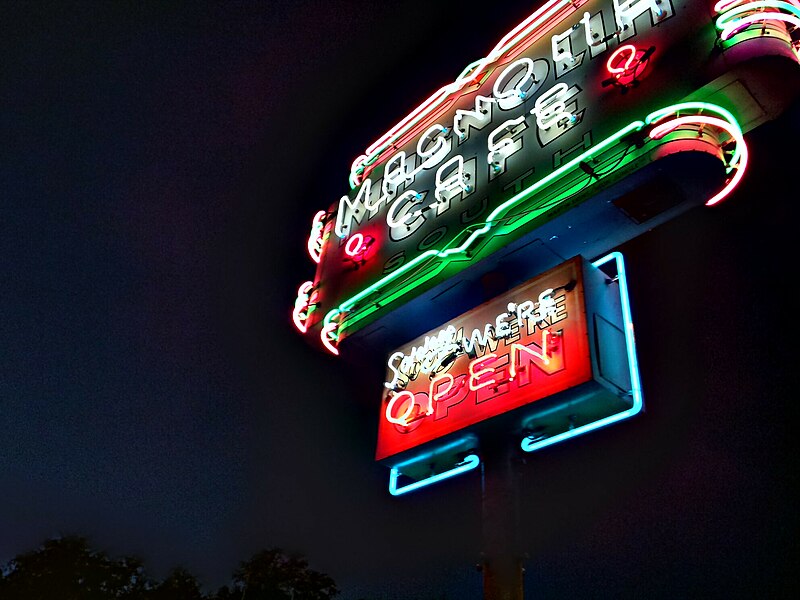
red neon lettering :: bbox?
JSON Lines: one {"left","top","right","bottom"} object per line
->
{"left": 431, "top": 373, "right": 469, "bottom": 420}
{"left": 468, "top": 353, "right": 498, "bottom": 392}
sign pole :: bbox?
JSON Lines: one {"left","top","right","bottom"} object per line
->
{"left": 481, "top": 430, "right": 525, "bottom": 600}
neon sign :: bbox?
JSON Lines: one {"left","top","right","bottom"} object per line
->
{"left": 380, "top": 254, "right": 643, "bottom": 494}
{"left": 294, "top": 0, "right": 798, "bottom": 355}
{"left": 376, "top": 258, "right": 592, "bottom": 462}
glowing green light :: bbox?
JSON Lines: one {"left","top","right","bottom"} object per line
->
{"left": 325, "top": 120, "right": 646, "bottom": 329}
{"left": 326, "top": 103, "right": 744, "bottom": 343}
{"left": 645, "top": 102, "right": 743, "bottom": 172}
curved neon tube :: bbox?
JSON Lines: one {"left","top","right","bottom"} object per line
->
{"left": 323, "top": 119, "right": 645, "bottom": 331}
{"left": 715, "top": 0, "right": 800, "bottom": 21}
{"left": 323, "top": 103, "right": 745, "bottom": 348}
{"left": 291, "top": 281, "right": 315, "bottom": 334}
{"left": 306, "top": 211, "right": 327, "bottom": 264}
{"left": 385, "top": 390, "right": 417, "bottom": 426}
{"left": 606, "top": 44, "right": 638, "bottom": 75}
{"left": 389, "top": 454, "right": 480, "bottom": 496}
{"left": 320, "top": 322, "right": 340, "bottom": 355}
{"left": 645, "top": 102, "right": 743, "bottom": 170}
{"left": 714, "top": 0, "right": 800, "bottom": 40}
{"left": 522, "top": 251, "right": 643, "bottom": 452}
{"left": 350, "top": 1, "right": 585, "bottom": 186}
{"left": 720, "top": 12, "right": 800, "bottom": 40}
{"left": 648, "top": 115, "right": 748, "bottom": 206}
{"left": 344, "top": 233, "right": 366, "bottom": 257}
{"left": 714, "top": 0, "right": 800, "bottom": 11}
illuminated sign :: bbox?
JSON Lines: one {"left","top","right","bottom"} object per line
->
{"left": 293, "top": 0, "right": 798, "bottom": 355}
{"left": 379, "top": 254, "right": 643, "bottom": 494}
{"left": 376, "top": 258, "right": 592, "bottom": 462}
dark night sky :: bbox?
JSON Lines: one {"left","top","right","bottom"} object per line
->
{"left": 1, "top": 2, "right": 798, "bottom": 599}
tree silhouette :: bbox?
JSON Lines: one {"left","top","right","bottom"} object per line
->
{"left": 0, "top": 536, "right": 149, "bottom": 600}
{"left": 150, "top": 566, "right": 206, "bottom": 600}
{"left": 226, "top": 548, "right": 339, "bottom": 600}
{"left": 0, "top": 537, "right": 339, "bottom": 600}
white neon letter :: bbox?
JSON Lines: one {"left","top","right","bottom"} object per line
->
{"left": 535, "top": 288, "right": 557, "bottom": 323}
{"left": 434, "top": 155, "right": 470, "bottom": 203}
{"left": 462, "top": 324, "right": 495, "bottom": 356}
{"left": 516, "top": 300, "right": 535, "bottom": 327}
{"left": 468, "top": 353, "right": 498, "bottom": 392}
{"left": 453, "top": 95, "right": 495, "bottom": 140}
{"left": 335, "top": 178, "right": 377, "bottom": 238}
{"left": 551, "top": 27, "right": 576, "bottom": 63}
{"left": 430, "top": 373, "right": 455, "bottom": 404}
{"left": 335, "top": 195, "right": 359, "bottom": 239}
{"left": 385, "top": 391, "right": 416, "bottom": 426}
{"left": 488, "top": 116, "right": 528, "bottom": 159}
{"left": 613, "top": 0, "right": 664, "bottom": 30}
{"left": 495, "top": 313, "right": 512, "bottom": 339}
{"left": 417, "top": 124, "right": 451, "bottom": 170}
{"left": 386, "top": 190, "right": 424, "bottom": 228}
{"left": 509, "top": 331, "right": 551, "bottom": 380}
{"left": 493, "top": 58, "right": 536, "bottom": 110}
{"left": 385, "top": 351, "right": 407, "bottom": 390}
{"left": 531, "top": 83, "right": 573, "bottom": 130}
{"left": 382, "top": 152, "right": 409, "bottom": 196}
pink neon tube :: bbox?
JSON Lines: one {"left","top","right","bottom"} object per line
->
{"left": 649, "top": 115, "right": 749, "bottom": 206}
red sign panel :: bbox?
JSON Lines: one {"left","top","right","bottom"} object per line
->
{"left": 376, "top": 257, "right": 591, "bottom": 461}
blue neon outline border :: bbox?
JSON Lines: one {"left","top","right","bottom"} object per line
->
{"left": 521, "top": 250, "right": 644, "bottom": 453}
{"left": 389, "top": 454, "right": 481, "bottom": 496}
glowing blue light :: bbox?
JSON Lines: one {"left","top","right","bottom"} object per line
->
{"left": 389, "top": 454, "right": 481, "bottom": 496}
{"left": 521, "top": 251, "right": 644, "bottom": 453}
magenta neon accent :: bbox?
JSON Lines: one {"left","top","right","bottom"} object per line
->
{"left": 306, "top": 210, "right": 326, "bottom": 264}
{"left": 292, "top": 281, "right": 315, "bottom": 334}
{"left": 606, "top": 44, "right": 638, "bottom": 74}
{"left": 345, "top": 233, "right": 366, "bottom": 257}
{"left": 648, "top": 115, "right": 748, "bottom": 206}
{"left": 320, "top": 322, "right": 340, "bottom": 355}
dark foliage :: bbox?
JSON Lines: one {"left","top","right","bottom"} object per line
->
{"left": 0, "top": 537, "right": 338, "bottom": 600}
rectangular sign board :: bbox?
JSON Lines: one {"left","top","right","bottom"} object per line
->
{"left": 377, "top": 255, "right": 639, "bottom": 475}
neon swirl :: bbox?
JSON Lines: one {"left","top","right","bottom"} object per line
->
{"left": 292, "top": 281, "right": 316, "bottom": 334}
{"left": 306, "top": 210, "right": 327, "bottom": 264}
{"left": 646, "top": 102, "right": 748, "bottom": 206}
{"left": 385, "top": 391, "right": 417, "bottom": 426}
{"left": 714, "top": 0, "right": 800, "bottom": 42}
{"left": 606, "top": 44, "right": 638, "bottom": 74}
{"left": 344, "top": 233, "right": 366, "bottom": 257}
{"left": 349, "top": 0, "right": 589, "bottom": 187}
